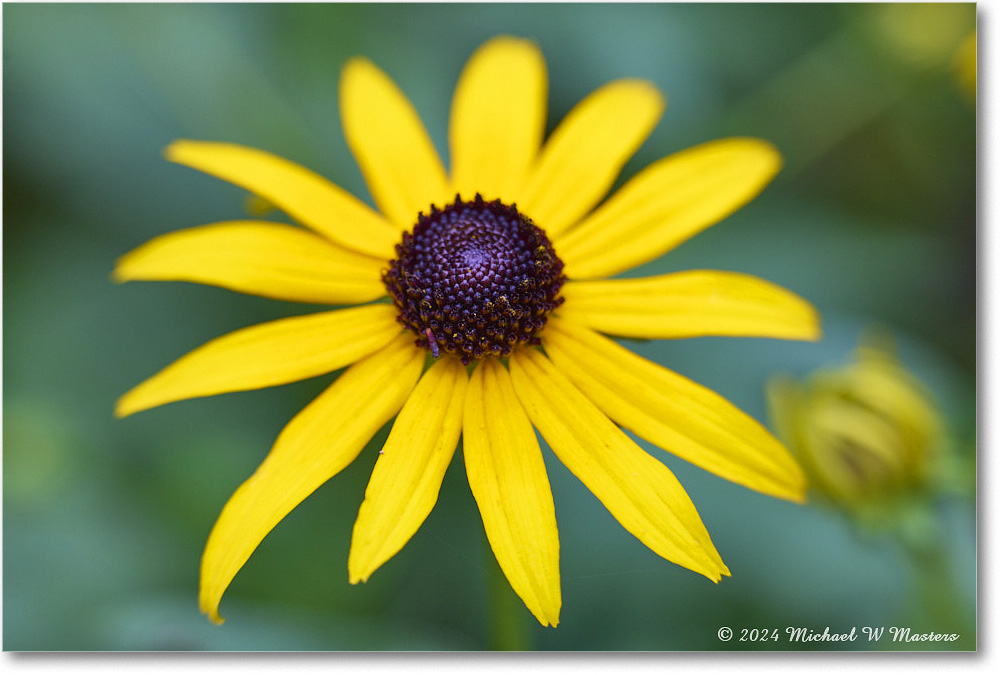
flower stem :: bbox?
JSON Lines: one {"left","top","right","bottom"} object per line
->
{"left": 485, "top": 539, "right": 531, "bottom": 651}
{"left": 897, "top": 510, "right": 976, "bottom": 650}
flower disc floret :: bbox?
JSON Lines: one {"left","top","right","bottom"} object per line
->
{"left": 383, "top": 195, "right": 565, "bottom": 364}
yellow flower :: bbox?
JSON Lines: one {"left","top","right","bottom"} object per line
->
{"left": 115, "top": 37, "right": 820, "bottom": 627}
{"left": 954, "top": 30, "right": 977, "bottom": 101}
{"left": 768, "top": 333, "right": 941, "bottom": 512}
{"left": 871, "top": 3, "right": 973, "bottom": 70}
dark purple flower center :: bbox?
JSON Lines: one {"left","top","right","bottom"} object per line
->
{"left": 383, "top": 195, "right": 565, "bottom": 364}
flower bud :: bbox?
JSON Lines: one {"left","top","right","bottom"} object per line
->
{"left": 768, "top": 333, "right": 941, "bottom": 512}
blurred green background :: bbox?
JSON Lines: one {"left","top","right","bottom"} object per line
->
{"left": 3, "top": 3, "right": 976, "bottom": 651}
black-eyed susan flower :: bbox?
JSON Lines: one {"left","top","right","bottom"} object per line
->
{"left": 115, "top": 36, "right": 820, "bottom": 627}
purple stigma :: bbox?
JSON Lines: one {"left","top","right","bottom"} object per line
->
{"left": 425, "top": 328, "right": 440, "bottom": 358}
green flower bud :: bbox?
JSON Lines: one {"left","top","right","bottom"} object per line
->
{"left": 768, "top": 332, "right": 941, "bottom": 512}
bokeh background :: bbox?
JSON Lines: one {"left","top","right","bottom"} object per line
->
{"left": 2, "top": 2, "right": 976, "bottom": 651}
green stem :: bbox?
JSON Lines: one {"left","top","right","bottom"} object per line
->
{"left": 895, "top": 505, "right": 976, "bottom": 650}
{"left": 716, "top": 20, "right": 924, "bottom": 179}
{"left": 485, "top": 538, "right": 531, "bottom": 651}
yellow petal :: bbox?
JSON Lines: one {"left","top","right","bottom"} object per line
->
{"left": 340, "top": 58, "right": 452, "bottom": 230}
{"left": 166, "top": 140, "right": 398, "bottom": 260}
{"left": 449, "top": 37, "right": 547, "bottom": 203}
{"left": 463, "top": 359, "right": 561, "bottom": 627}
{"left": 348, "top": 356, "right": 467, "bottom": 583}
{"left": 542, "top": 318, "right": 806, "bottom": 502}
{"left": 516, "top": 80, "right": 664, "bottom": 238}
{"left": 116, "top": 304, "right": 401, "bottom": 417}
{"left": 508, "top": 348, "right": 728, "bottom": 582}
{"left": 199, "top": 334, "right": 424, "bottom": 623}
{"left": 554, "top": 138, "right": 782, "bottom": 279}
{"left": 113, "top": 221, "right": 387, "bottom": 305}
{"left": 558, "top": 271, "right": 821, "bottom": 341}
